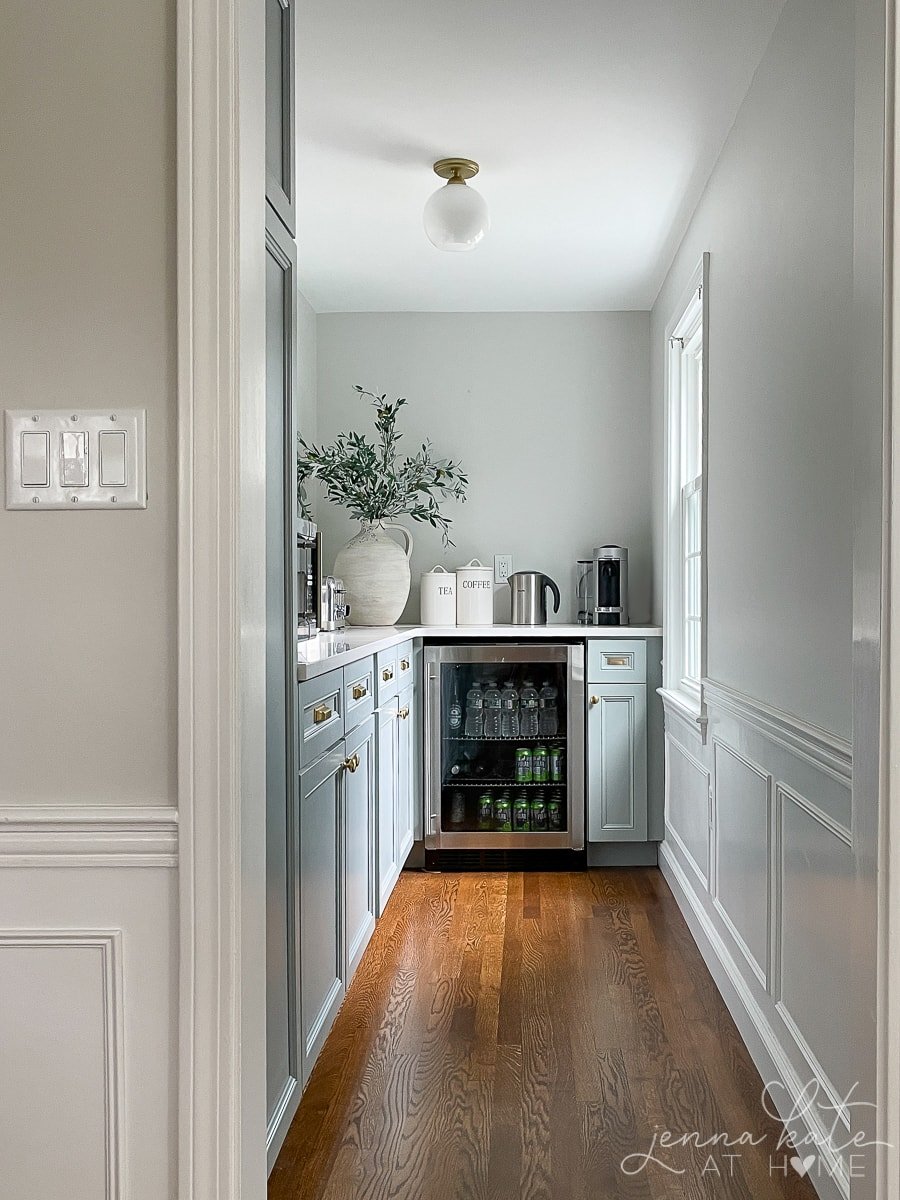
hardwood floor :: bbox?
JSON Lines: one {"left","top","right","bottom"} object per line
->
{"left": 269, "top": 869, "right": 818, "bottom": 1200}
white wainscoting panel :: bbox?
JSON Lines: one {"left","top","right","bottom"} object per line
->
{"left": 778, "top": 785, "right": 854, "bottom": 1108}
{"left": 664, "top": 733, "right": 710, "bottom": 886}
{"left": 660, "top": 680, "right": 853, "bottom": 1200}
{"left": 0, "top": 808, "right": 177, "bottom": 1200}
{"left": 712, "top": 741, "right": 771, "bottom": 987}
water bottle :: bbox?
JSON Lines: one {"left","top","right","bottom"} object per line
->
{"left": 538, "top": 682, "right": 559, "bottom": 736}
{"left": 464, "top": 681, "right": 484, "bottom": 738}
{"left": 500, "top": 681, "right": 519, "bottom": 738}
{"left": 519, "top": 680, "right": 539, "bottom": 737}
{"left": 483, "top": 679, "right": 502, "bottom": 738}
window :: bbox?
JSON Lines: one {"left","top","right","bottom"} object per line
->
{"left": 664, "top": 255, "right": 708, "bottom": 711}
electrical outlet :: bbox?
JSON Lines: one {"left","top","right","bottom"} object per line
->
{"left": 494, "top": 554, "right": 513, "bottom": 584}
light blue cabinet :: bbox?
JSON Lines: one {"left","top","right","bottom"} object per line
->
{"left": 376, "top": 695, "right": 400, "bottom": 914}
{"left": 344, "top": 716, "right": 377, "bottom": 979}
{"left": 298, "top": 745, "right": 345, "bottom": 1082}
{"left": 587, "top": 679, "right": 649, "bottom": 843}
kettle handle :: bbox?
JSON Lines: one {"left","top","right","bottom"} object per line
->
{"left": 545, "top": 574, "right": 561, "bottom": 615}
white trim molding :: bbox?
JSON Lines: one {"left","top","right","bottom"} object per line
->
{"left": 177, "top": 0, "right": 267, "bottom": 1193}
{"left": 0, "top": 929, "right": 125, "bottom": 1199}
{"left": 704, "top": 678, "right": 852, "bottom": 786}
{"left": 0, "top": 806, "right": 178, "bottom": 867}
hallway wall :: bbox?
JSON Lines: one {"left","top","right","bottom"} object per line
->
{"left": 0, "top": 4, "right": 178, "bottom": 1197}
{"left": 650, "top": 2, "right": 859, "bottom": 1196}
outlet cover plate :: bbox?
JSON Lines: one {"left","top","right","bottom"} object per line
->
{"left": 494, "top": 554, "right": 513, "bottom": 584}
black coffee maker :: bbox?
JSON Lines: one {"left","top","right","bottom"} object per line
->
{"left": 592, "top": 545, "right": 629, "bottom": 626}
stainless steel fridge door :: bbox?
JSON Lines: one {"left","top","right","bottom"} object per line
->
{"left": 424, "top": 643, "right": 585, "bottom": 851}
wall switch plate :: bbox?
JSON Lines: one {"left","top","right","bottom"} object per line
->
{"left": 5, "top": 409, "right": 147, "bottom": 510}
{"left": 494, "top": 554, "right": 513, "bottom": 584}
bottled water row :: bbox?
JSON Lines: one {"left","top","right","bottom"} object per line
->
{"left": 459, "top": 678, "right": 559, "bottom": 738}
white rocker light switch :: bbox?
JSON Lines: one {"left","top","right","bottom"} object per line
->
{"left": 5, "top": 409, "right": 146, "bottom": 509}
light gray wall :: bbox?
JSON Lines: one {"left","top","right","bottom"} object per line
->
{"left": 315, "top": 312, "right": 651, "bottom": 623}
{"left": 297, "top": 288, "right": 317, "bottom": 449}
{"left": 0, "top": 1, "right": 176, "bottom": 803}
{"left": 650, "top": 0, "right": 853, "bottom": 738}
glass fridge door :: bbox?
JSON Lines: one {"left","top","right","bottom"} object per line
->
{"left": 425, "top": 644, "right": 584, "bottom": 850}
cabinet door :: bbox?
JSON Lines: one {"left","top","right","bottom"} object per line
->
{"left": 376, "top": 697, "right": 399, "bottom": 915}
{"left": 299, "top": 746, "right": 345, "bottom": 1082}
{"left": 587, "top": 685, "right": 648, "bottom": 842}
{"left": 344, "top": 717, "right": 376, "bottom": 979}
{"left": 396, "top": 683, "right": 415, "bottom": 865}
{"left": 265, "top": 0, "right": 295, "bottom": 233}
{"left": 265, "top": 208, "right": 299, "bottom": 1158}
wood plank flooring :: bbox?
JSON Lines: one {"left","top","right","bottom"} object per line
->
{"left": 269, "top": 869, "right": 818, "bottom": 1200}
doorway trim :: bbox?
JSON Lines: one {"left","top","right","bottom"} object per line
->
{"left": 176, "top": 0, "right": 268, "bottom": 1196}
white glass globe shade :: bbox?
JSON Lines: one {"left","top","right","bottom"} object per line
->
{"left": 423, "top": 181, "right": 490, "bottom": 251}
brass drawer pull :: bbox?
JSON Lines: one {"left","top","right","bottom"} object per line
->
{"left": 342, "top": 752, "right": 360, "bottom": 773}
{"left": 590, "top": 695, "right": 599, "bottom": 706}
{"left": 313, "top": 703, "right": 333, "bottom": 724}
{"left": 400, "top": 658, "right": 410, "bottom": 671}
{"left": 382, "top": 667, "right": 394, "bottom": 682}
{"left": 352, "top": 683, "right": 368, "bottom": 701}
{"left": 604, "top": 655, "right": 631, "bottom": 668}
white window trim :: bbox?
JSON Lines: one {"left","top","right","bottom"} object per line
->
{"left": 661, "top": 253, "right": 709, "bottom": 731}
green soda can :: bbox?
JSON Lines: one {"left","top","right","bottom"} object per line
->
{"left": 549, "top": 745, "right": 564, "bottom": 783}
{"left": 515, "top": 747, "right": 533, "bottom": 783}
{"left": 529, "top": 794, "right": 548, "bottom": 832}
{"left": 532, "top": 746, "right": 550, "bottom": 783}
{"left": 478, "top": 793, "right": 494, "bottom": 830}
{"left": 547, "top": 798, "right": 563, "bottom": 831}
{"left": 513, "top": 794, "right": 530, "bottom": 832}
{"left": 494, "top": 794, "right": 512, "bottom": 832}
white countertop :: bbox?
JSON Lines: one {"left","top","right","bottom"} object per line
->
{"left": 297, "top": 623, "right": 663, "bottom": 680}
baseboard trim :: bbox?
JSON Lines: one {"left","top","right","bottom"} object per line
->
{"left": 0, "top": 805, "right": 179, "bottom": 867}
{"left": 659, "top": 841, "right": 848, "bottom": 1200}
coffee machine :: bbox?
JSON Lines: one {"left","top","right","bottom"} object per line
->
{"left": 575, "top": 545, "right": 629, "bottom": 626}
{"left": 297, "top": 518, "right": 323, "bottom": 640}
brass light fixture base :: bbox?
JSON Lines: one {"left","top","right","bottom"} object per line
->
{"left": 433, "top": 157, "right": 480, "bottom": 183}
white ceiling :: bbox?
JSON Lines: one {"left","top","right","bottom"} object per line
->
{"left": 296, "top": 0, "right": 786, "bottom": 312}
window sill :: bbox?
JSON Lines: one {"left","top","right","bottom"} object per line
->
{"left": 658, "top": 686, "right": 708, "bottom": 740}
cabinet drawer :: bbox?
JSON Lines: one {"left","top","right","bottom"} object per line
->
{"left": 343, "top": 658, "right": 375, "bottom": 733}
{"left": 299, "top": 670, "right": 344, "bottom": 769}
{"left": 587, "top": 640, "right": 646, "bottom": 683}
{"left": 376, "top": 645, "right": 401, "bottom": 702}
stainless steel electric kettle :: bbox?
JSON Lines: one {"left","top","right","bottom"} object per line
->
{"left": 508, "top": 571, "right": 561, "bottom": 625}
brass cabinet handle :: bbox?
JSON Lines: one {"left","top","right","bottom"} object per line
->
{"left": 400, "top": 658, "right": 410, "bottom": 671}
{"left": 352, "top": 683, "right": 367, "bottom": 701}
{"left": 397, "top": 705, "right": 410, "bottom": 720}
{"left": 342, "top": 752, "right": 360, "bottom": 773}
{"left": 382, "top": 667, "right": 394, "bottom": 682}
{"left": 590, "top": 695, "right": 599, "bottom": 706}
{"left": 604, "top": 654, "right": 631, "bottom": 668}
{"left": 313, "top": 704, "right": 333, "bottom": 724}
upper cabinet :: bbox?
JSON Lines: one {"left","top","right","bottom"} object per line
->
{"left": 266, "top": 0, "right": 296, "bottom": 235}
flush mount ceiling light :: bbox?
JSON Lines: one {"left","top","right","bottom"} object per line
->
{"left": 423, "top": 158, "right": 490, "bottom": 252}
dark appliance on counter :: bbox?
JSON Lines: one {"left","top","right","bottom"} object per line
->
{"left": 593, "top": 545, "right": 629, "bottom": 626}
{"left": 576, "top": 545, "right": 629, "bottom": 626}
{"left": 296, "top": 518, "right": 323, "bottom": 640}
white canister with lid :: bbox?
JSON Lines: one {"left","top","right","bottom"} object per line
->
{"left": 420, "top": 565, "right": 457, "bottom": 625}
{"left": 455, "top": 558, "right": 494, "bottom": 625}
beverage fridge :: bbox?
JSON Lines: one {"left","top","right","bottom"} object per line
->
{"left": 424, "top": 643, "right": 585, "bottom": 862}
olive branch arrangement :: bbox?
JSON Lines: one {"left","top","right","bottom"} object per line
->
{"left": 297, "top": 387, "right": 468, "bottom": 546}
